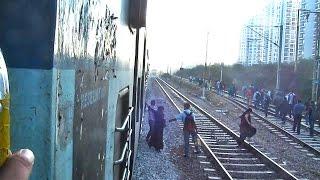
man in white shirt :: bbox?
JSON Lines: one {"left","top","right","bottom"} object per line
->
{"left": 287, "top": 91, "right": 296, "bottom": 118}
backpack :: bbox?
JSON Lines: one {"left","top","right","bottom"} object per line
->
{"left": 183, "top": 112, "right": 196, "bottom": 132}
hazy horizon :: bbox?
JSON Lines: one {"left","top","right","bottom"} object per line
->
{"left": 147, "top": 0, "right": 270, "bottom": 72}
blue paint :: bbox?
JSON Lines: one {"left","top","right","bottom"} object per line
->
{"left": 54, "top": 69, "right": 75, "bottom": 180}
{"left": 0, "top": 0, "right": 56, "bottom": 69}
{"left": 105, "top": 69, "right": 134, "bottom": 179}
{"left": 1, "top": 0, "right": 145, "bottom": 179}
{"left": 9, "top": 68, "right": 55, "bottom": 179}
{"left": 80, "top": 86, "right": 108, "bottom": 110}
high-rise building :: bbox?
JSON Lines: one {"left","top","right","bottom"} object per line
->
{"left": 239, "top": 0, "right": 302, "bottom": 66}
{"left": 313, "top": 0, "right": 320, "bottom": 57}
{"left": 282, "top": 0, "right": 301, "bottom": 63}
{"left": 239, "top": 17, "right": 264, "bottom": 66}
{"left": 264, "top": 0, "right": 282, "bottom": 64}
{"left": 298, "top": 0, "right": 317, "bottom": 59}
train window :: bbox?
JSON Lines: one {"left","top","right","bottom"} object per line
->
{"left": 114, "top": 86, "right": 130, "bottom": 180}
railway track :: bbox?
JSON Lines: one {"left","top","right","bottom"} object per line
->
{"left": 230, "top": 93, "right": 320, "bottom": 136}
{"left": 218, "top": 91, "right": 320, "bottom": 157}
{"left": 156, "top": 78, "right": 297, "bottom": 180}
{"left": 173, "top": 76, "right": 320, "bottom": 157}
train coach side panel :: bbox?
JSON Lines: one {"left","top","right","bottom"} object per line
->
{"left": 103, "top": 1, "right": 138, "bottom": 179}
{"left": 54, "top": 0, "right": 121, "bottom": 179}
{"left": 0, "top": 1, "right": 57, "bottom": 179}
{"left": 0, "top": 0, "right": 139, "bottom": 179}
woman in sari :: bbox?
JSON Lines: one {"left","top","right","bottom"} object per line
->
{"left": 148, "top": 106, "right": 166, "bottom": 152}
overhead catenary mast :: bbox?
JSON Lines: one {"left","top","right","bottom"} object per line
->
{"left": 201, "top": 32, "right": 209, "bottom": 99}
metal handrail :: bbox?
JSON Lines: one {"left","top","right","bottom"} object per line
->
{"left": 121, "top": 168, "right": 128, "bottom": 180}
{"left": 125, "top": 150, "right": 132, "bottom": 171}
{"left": 127, "top": 129, "right": 132, "bottom": 141}
{"left": 119, "top": 150, "right": 132, "bottom": 180}
{"left": 116, "top": 107, "right": 134, "bottom": 132}
{"left": 126, "top": 149, "right": 132, "bottom": 166}
{"left": 114, "top": 142, "right": 128, "bottom": 165}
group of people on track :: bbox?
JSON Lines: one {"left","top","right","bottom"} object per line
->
{"left": 273, "top": 91, "right": 318, "bottom": 137}
{"left": 145, "top": 83, "right": 318, "bottom": 158}
{"left": 145, "top": 100, "right": 200, "bottom": 157}
{"left": 245, "top": 86, "right": 317, "bottom": 137}
{"left": 145, "top": 99, "right": 254, "bottom": 158}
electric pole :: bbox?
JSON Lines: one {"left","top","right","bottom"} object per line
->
{"left": 201, "top": 32, "right": 209, "bottom": 99}
{"left": 276, "top": 1, "right": 284, "bottom": 91}
{"left": 312, "top": 40, "right": 320, "bottom": 101}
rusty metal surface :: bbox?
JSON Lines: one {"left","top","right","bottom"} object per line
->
{"left": 54, "top": 0, "right": 117, "bottom": 179}
{"left": 73, "top": 69, "right": 109, "bottom": 179}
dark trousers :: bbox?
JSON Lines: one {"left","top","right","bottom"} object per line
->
{"left": 254, "top": 101, "right": 259, "bottom": 109}
{"left": 183, "top": 130, "right": 200, "bottom": 156}
{"left": 293, "top": 114, "right": 302, "bottom": 134}
{"left": 264, "top": 105, "right": 269, "bottom": 117}
{"left": 309, "top": 117, "right": 315, "bottom": 136}
{"left": 289, "top": 104, "right": 294, "bottom": 118}
{"left": 275, "top": 106, "right": 280, "bottom": 117}
{"left": 146, "top": 120, "right": 154, "bottom": 140}
{"left": 281, "top": 112, "right": 287, "bottom": 123}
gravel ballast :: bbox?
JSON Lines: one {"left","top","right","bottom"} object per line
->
{"left": 165, "top": 76, "right": 320, "bottom": 179}
{"left": 132, "top": 78, "right": 207, "bottom": 180}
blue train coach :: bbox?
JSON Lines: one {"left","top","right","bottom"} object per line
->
{"left": 0, "top": 0, "right": 148, "bottom": 179}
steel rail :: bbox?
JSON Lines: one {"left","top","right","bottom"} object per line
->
{"left": 223, "top": 94, "right": 320, "bottom": 156}
{"left": 155, "top": 78, "right": 233, "bottom": 179}
{"left": 217, "top": 86, "right": 320, "bottom": 136}
{"left": 158, "top": 78, "right": 297, "bottom": 180}
{"left": 178, "top": 74, "right": 320, "bottom": 135}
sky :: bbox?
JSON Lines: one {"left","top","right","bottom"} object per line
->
{"left": 147, "top": 0, "right": 270, "bottom": 72}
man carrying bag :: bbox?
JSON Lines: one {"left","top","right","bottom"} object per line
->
{"left": 170, "top": 102, "right": 201, "bottom": 157}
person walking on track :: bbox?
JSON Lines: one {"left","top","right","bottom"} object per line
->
{"left": 263, "top": 92, "right": 271, "bottom": 117}
{"left": 245, "top": 86, "right": 253, "bottom": 107}
{"left": 146, "top": 100, "right": 157, "bottom": 142}
{"left": 148, "top": 106, "right": 166, "bottom": 152}
{"left": 287, "top": 91, "right": 296, "bottom": 118}
{"left": 279, "top": 97, "right": 289, "bottom": 124}
{"left": 237, "top": 108, "right": 256, "bottom": 146}
{"left": 307, "top": 101, "right": 316, "bottom": 137}
{"left": 169, "top": 102, "right": 201, "bottom": 158}
{"left": 292, "top": 100, "right": 305, "bottom": 135}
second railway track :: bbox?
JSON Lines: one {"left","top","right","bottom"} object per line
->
{"left": 175, "top": 76, "right": 320, "bottom": 157}
{"left": 156, "top": 78, "right": 297, "bottom": 180}
{"left": 220, "top": 88, "right": 320, "bottom": 157}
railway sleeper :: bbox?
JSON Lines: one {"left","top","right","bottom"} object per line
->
{"left": 214, "top": 152, "right": 254, "bottom": 158}
{"left": 218, "top": 157, "right": 261, "bottom": 164}
{"left": 228, "top": 170, "right": 278, "bottom": 179}
{"left": 198, "top": 132, "right": 228, "bottom": 136}
{"left": 223, "top": 163, "right": 267, "bottom": 171}
{"left": 210, "top": 147, "right": 248, "bottom": 153}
